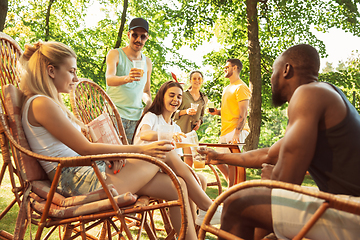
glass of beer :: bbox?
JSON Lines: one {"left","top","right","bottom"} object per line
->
{"left": 190, "top": 103, "right": 199, "bottom": 113}
{"left": 133, "top": 60, "right": 144, "bottom": 80}
{"left": 157, "top": 125, "right": 174, "bottom": 147}
{"left": 208, "top": 101, "right": 215, "bottom": 113}
{"left": 191, "top": 145, "right": 207, "bottom": 168}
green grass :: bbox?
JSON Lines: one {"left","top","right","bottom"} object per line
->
{"left": 0, "top": 157, "right": 316, "bottom": 239}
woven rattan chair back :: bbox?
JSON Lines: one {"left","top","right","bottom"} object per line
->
{"left": 0, "top": 32, "right": 22, "bottom": 109}
{"left": 70, "top": 78, "right": 189, "bottom": 239}
{"left": 70, "top": 78, "right": 128, "bottom": 145}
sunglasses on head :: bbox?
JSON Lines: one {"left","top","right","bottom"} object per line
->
{"left": 131, "top": 32, "right": 148, "bottom": 40}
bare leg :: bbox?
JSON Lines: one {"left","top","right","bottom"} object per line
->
{"left": 184, "top": 147, "right": 193, "bottom": 167}
{"left": 105, "top": 158, "right": 161, "bottom": 194}
{"left": 196, "top": 172, "right": 207, "bottom": 192}
{"left": 254, "top": 228, "right": 272, "bottom": 240}
{"left": 105, "top": 158, "right": 198, "bottom": 239}
{"left": 228, "top": 165, "right": 235, "bottom": 187}
{"left": 220, "top": 188, "right": 273, "bottom": 240}
{"left": 164, "top": 150, "right": 213, "bottom": 211}
{"left": 137, "top": 173, "right": 197, "bottom": 240}
{"left": 189, "top": 172, "right": 208, "bottom": 221}
{"left": 217, "top": 164, "right": 229, "bottom": 182}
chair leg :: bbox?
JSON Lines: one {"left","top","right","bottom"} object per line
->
{"left": 59, "top": 224, "right": 74, "bottom": 240}
{"left": 0, "top": 230, "right": 13, "bottom": 240}
{"left": 98, "top": 221, "right": 107, "bottom": 240}
{"left": 79, "top": 222, "right": 87, "bottom": 240}
{"left": 0, "top": 161, "right": 8, "bottom": 186}
{"left": 0, "top": 197, "right": 17, "bottom": 220}
{"left": 207, "top": 164, "right": 223, "bottom": 195}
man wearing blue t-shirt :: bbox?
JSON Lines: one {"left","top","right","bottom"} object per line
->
{"left": 106, "top": 17, "right": 152, "bottom": 144}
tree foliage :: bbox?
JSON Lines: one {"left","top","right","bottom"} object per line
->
{"left": 0, "top": 0, "right": 8, "bottom": 31}
{"left": 2, "top": 0, "right": 360, "bottom": 149}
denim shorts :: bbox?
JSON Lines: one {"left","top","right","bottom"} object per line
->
{"left": 121, "top": 117, "right": 138, "bottom": 144}
{"left": 49, "top": 161, "right": 107, "bottom": 197}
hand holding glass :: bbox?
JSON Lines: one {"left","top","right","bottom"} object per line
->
{"left": 191, "top": 145, "right": 207, "bottom": 168}
{"left": 157, "top": 125, "right": 174, "bottom": 147}
{"left": 175, "top": 130, "right": 198, "bottom": 149}
{"left": 191, "top": 103, "right": 199, "bottom": 113}
{"left": 133, "top": 60, "right": 144, "bottom": 80}
{"left": 208, "top": 101, "right": 215, "bottom": 113}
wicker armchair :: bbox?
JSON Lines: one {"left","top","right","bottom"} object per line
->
{"left": 70, "top": 79, "right": 246, "bottom": 196}
{"left": 70, "top": 78, "right": 190, "bottom": 238}
{"left": 0, "top": 84, "right": 187, "bottom": 240}
{"left": 198, "top": 180, "right": 360, "bottom": 240}
{"left": 0, "top": 33, "right": 23, "bottom": 238}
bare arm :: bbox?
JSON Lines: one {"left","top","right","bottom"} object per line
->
{"left": 271, "top": 87, "right": 321, "bottom": 184}
{"left": 30, "top": 97, "right": 171, "bottom": 158}
{"left": 200, "top": 138, "right": 282, "bottom": 168}
{"left": 232, "top": 99, "right": 249, "bottom": 143}
{"left": 139, "top": 124, "right": 158, "bottom": 142}
{"left": 142, "top": 57, "right": 152, "bottom": 113}
{"left": 105, "top": 49, "right": 140, "bottom": 86}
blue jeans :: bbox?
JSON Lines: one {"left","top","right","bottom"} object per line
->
{"left": 121, "top": 117, "right": 138, "bottom": 144}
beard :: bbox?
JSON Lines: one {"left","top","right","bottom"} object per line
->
{"left": 225, "top": 71, "right": 232, "bottom": 78}
{"left": 271, "top": 78, "right": 286, "bottom": 107}
{"left": 271, "top": 91, "right": 286, "bottom": 107}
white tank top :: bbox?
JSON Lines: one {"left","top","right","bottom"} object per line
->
{"left": 22, "top": 95, "right": 81, "bottom": 173}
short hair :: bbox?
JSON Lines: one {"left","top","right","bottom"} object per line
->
{"left": 226, "top": 58, "right": 243, "bottom": 72}
{"left": 282, "top": 44, "right": 320, "bottom": 75}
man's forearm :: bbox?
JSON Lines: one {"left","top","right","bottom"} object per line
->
{"left": 106, "top": 75, "right": 130, "bottom": 86}
{"left": 217, "top": 147, "right": 271, "bottom": 168}
{"left": 235, "top": 115, "right": 246, "bottom": 133}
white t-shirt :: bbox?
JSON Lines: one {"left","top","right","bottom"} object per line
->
{"left": 133, "top": 112, "right": 183, "bottom": 155}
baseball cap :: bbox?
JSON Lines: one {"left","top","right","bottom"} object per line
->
{"left": 129, "top": 18, "right": 149, "bottom": 32}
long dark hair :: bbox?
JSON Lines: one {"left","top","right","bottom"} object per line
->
{"left": 132, "top": 81, "right": 183, "bottom": 143}
{"left": 146, "top": 80, "right": 183, "bottom": 116}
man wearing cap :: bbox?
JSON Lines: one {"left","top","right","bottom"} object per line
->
{"left": 106, "top": 17, "right": 152, "bottom": 144}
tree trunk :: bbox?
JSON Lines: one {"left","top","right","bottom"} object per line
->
{"left": 0, "top": 0, "right": 8, "bottom": 32}
{"left": 100, "top": 0, "right": 128, "bottom": 73}
{"left": 245, "top": 0, "right": 262, "bottom": 151}
{"left": 45, "top": 0, "right": 55, "bottom": 41}
{"left": 114, "top": 0, "right": 128, "bottom": 49}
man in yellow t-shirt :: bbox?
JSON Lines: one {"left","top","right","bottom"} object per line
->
{"left": 209, "top": 58, "right": 251, "bottom": 186}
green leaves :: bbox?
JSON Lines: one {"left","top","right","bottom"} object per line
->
{"left": 4, "top": 0, "right": 360, "bottom": 147}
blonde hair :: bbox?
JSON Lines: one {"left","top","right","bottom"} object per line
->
{"left": 20, "top": 40, "right": 83, "bottom": 126}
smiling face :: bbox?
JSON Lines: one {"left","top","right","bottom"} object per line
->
{"left": 128, "top": 28, "right": 149, "bottom": 52}
{"left": 49, "top": 57, "right": 78, "bottom": 94}
{"left": 190, "top": 72, "right": 203, "bottom": 89}
{"left": 163, "top": 86, "right": 183, "bottom": 114}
